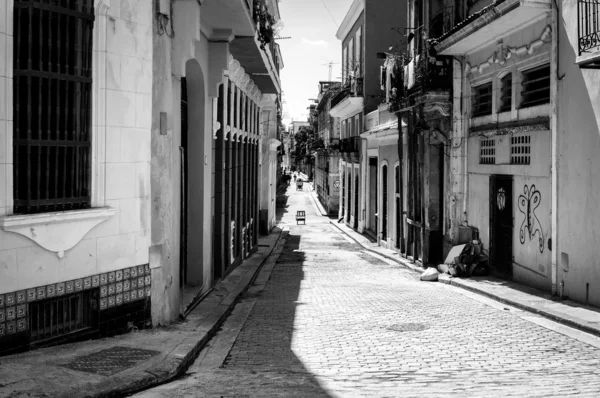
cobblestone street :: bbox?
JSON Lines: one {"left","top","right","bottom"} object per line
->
{"left": 135, "top": 185, "right": 600, "bottom": 397}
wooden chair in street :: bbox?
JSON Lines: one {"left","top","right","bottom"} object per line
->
{"left": 296, "top": 210, "right": 306, "bottom": 225}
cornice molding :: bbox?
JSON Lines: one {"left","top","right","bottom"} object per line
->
{"left": 465, "top": 25, "right": 552, "bottom": 76}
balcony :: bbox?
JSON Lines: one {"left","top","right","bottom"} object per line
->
{"left": 327, "top": 138, "right": 340, "bottom": 150}
{"left": 578, "top": 0, "right": 600, "bottom": 67}
{"left": 203, "top": 0, "right": 282, "bottom": 94}
{"left": 329, "top": 77, "right": 364, "bottom": 119}
{"left": 433, "top": 0, "right": 551, "bottom": 55}
{"left": 340, "top": 137, "right": 360, "bottom": 154}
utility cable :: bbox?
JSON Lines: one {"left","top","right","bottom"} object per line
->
{"left": 318, "top": 0, "right": 339, "bottom": 28}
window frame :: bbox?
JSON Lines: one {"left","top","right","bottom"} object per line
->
{"left": 0, "top": 1, "right": 115, "bottom": 258}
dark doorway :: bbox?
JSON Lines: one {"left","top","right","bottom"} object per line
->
{"left": 382, "top": 165, "right": 388, "bottom": 241}
{"left": 368, "top": 158, "right": 377, "bottom": 234}
{"left": 180, "top": 77, "right": 189, "bottom": 287}
{"left": 346, "top": 169, "right": 351, "bottom": 223}
{"left": 354, "top": 173, "right": 359, "bottom": 229}
{"left": 490, "top": 174, "right": 513, "bottom": 275}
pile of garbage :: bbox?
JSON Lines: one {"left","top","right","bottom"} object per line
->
{"left": 420, "top": 239, "right": 489, "bottom": 282}
{"left": 439, "top": 239, "right": 489, "bottom": 277}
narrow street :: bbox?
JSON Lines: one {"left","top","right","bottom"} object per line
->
{"left": 134, "top": 184, "right": 600, "bottom": 398}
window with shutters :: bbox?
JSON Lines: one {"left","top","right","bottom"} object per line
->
{"left": 520, "top": 64, "right": 550, "bottom": 109}
{"left": 472, "top": 82, "right": 493, "bottom": 117}
{"left": 13, "top": 0, "right": 95, "bottom": 214}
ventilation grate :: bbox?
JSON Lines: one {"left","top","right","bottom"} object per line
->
{"left": 480, "top": 139, "right": 496, "bottom": 164}
{"left": 511, "top": 135, "right": 531, "bottom": 165}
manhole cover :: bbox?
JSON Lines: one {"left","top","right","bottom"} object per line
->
{"left": 60, "top": 346, "right": 160, "bottom": 376}
{"left": 388, "top": 323, "right": 430, "bottom": 332}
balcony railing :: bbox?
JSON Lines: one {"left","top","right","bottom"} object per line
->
{"left": 328, "top": 138, "right": 340, "bottom": 149}
{"left": 340, "top": 136, "right": 360, "bottom": 153}
{"left": 330, "top": 76, "right": 363, "bottom": 109}
{"left": 578, "top": 0, "right": 600, "bottom": 55}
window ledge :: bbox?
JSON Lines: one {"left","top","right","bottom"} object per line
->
{"left": 0, "top": 208, "right": 116, "bottom": 258}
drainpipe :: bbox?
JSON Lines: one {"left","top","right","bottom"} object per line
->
{"left": 550, "top": 0, "right": 560, "bottom": 295}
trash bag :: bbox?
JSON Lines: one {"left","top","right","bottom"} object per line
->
{"left": 420, "top": 268, "right": 439, "bottom": 281}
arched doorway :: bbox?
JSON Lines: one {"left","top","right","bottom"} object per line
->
{"left": 181, "top": 59, "right": 208, "bottom": 309}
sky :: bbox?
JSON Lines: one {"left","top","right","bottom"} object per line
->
{"left": 277, "top": 0, "right": 353, "bottom": 127}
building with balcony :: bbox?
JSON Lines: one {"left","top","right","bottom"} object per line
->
{"left": 434, "top": 0, "right": 553, "bottom": 288}
{"left": 360, "top": 105, "right": 404, "bottom": 247}
{"left": 151, "top": 0, "right": 284, "bottom": 324}
{"left": 331, "top": 0, "right": 407, "bottom": 231}
{"left": 384, "top": 0, "right": 454, "bottom": 267}
{"left": 314, "top": 82, "right": 342, "bottom": 215}
{"left": 0, "top": 0, "right": 284, "bottom": 355}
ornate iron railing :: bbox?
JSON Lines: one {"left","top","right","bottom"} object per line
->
{"left": 340, "top": 137, "right": 360, "bottom": 153}
{"left": 578, "top": 0, "right": 600, "bottom": 55}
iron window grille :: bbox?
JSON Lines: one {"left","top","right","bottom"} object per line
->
{"left": 13, "top": 0, "right": 95, "bottom": 214}
{"left": 499, "top": 74, "right": 512, "bottom": 113}
{"left": 520, "top": 64, "right": 550, "bottom": 109}
{"left": 29, "top": 290, "right": 96, "bottom": 344}
{"left": 472, "top": 82, "right": 493, "bottom": 117}
{"left": 510, "top": 135, "right": 531, "bottom": 165}
{"left": 578, "top": 0, "right": 600, "bottom": 55}
{"left": 480, "top": 139, "right": 496, "bottom": 164}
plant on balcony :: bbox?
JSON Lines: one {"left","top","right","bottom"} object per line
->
{"left": 254, "top": 2, "right": 276, "bottom": 49}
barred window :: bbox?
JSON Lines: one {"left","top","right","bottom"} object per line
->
{"left": 480, "top": 138, "right": 496, "bottom": 165}
{"left": 13, "top": 0, "right": 95, "bottom": 214}
{"left": 510, "top": 135, "right": 531, "bottom": 165}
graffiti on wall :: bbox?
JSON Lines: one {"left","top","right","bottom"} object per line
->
{"left": 518, "top": 184, "right": 545, "bottom": 253}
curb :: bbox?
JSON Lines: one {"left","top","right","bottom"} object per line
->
{"left": 438, "top": 275, "right": 600, "bottom": 339}
{"left": 328, "top": 220, "right": 600, "bottom": 340}
{"left": 95, "top": 228, "right": 285, "bottom": 398}
{"left": 328, "top": 221, "right": 424, "bottom": 274}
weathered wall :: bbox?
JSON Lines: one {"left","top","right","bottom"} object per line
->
{"left": 150, "top": 0, "right": 216, "bottom": 323}
{"left": 467, "top": 130, "right": 552, "bottom": 291}
{"left": 556, "top": 0, "right": 600, "bottom": 305}
{"left": 0, "top": 0, "right": 152, "bottom": 296}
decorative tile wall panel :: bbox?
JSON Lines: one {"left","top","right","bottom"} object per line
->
{"left": 0, "top": 264, "right": 150, "bottom": 341}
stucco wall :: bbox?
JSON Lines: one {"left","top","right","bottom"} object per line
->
{"left": 0, "top": 0, "right": 153, "bottom": 295}
{"left": 467, "top": 130, "right": 552, "bottom": 291}
{"left": 557, "top": 0, "right": 600, "bottom": 305}
{"left": 378, "top": 143, "right": 399, "bottom": 249}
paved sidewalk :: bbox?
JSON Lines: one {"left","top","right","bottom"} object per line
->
{"left": 328, "top": 217, "right": 600, "bottom": 340}
{"left": 0, "top": 229, "right": 283, "bottom": 398}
